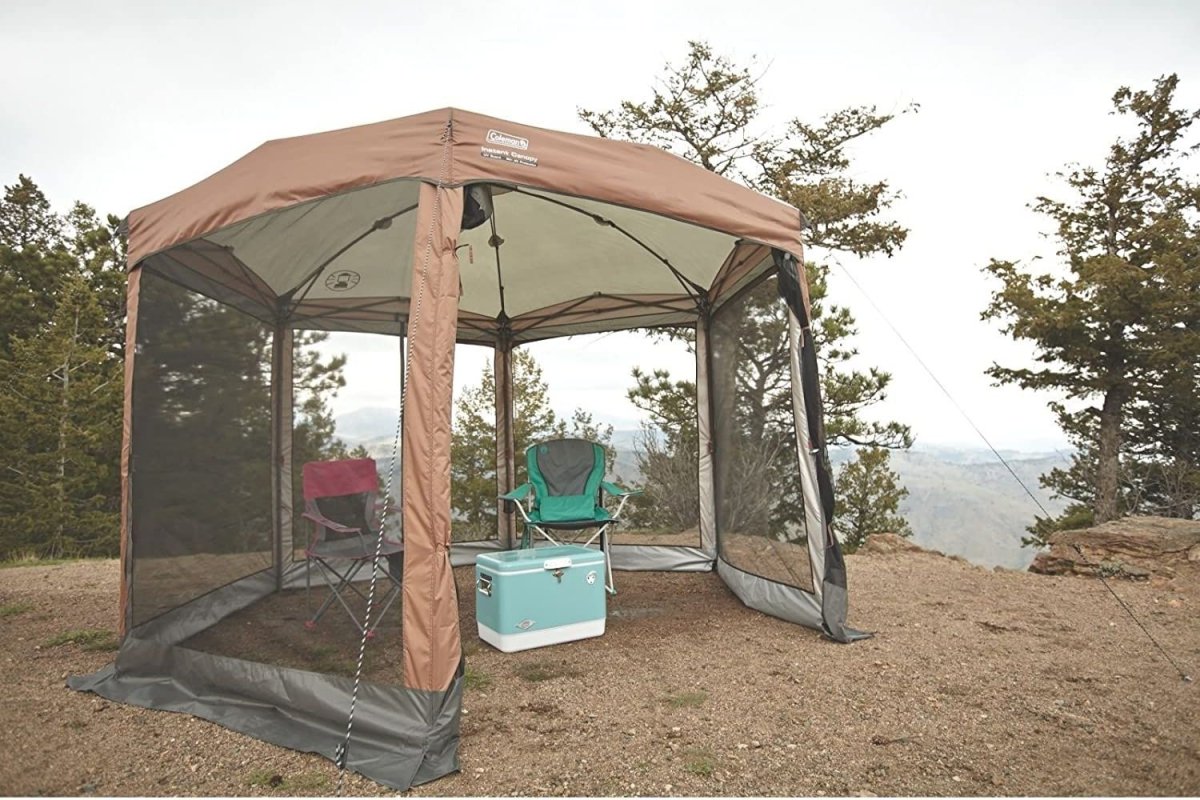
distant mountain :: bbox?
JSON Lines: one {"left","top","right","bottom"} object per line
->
{"left": 886, "top": 448, "right": 1069, "bottom": 569}
{"left": 335, "top": 407, "right": 401, "bottom": 444}
{"left": 613, "top": 438, "right": 1066, "bottom": 569}
{"left": 609, "top": 429, "right": 647, "bottom": 483}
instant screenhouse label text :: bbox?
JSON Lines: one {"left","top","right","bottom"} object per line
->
{"left": 481, "top": 146, "right": 539, "bottom": 167}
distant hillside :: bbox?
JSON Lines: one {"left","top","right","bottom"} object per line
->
{"left": 336, "top": 408, "right": 1068, "bottom": 569}
{"left": 886, "top": 448, "right": 1069, "bottom": 569}
{"left": 335, "top": 407, "right": 401, "bottom": 444}
{"left": 609, "top": 429, "right": 645, "bottom": 482}
{"left": 604, "top": 439, "right": 1068, "bottom": 569}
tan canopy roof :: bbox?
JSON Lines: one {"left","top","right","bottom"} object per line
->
{"left": 128, "top": 108, "right": 805, "bottom": 342}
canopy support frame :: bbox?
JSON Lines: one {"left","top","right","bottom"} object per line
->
{"left": 509, "top": 187, "right": 708, "bottom": 302}
{"left": 283, "top": 202, "right": 420, "bottom": 317}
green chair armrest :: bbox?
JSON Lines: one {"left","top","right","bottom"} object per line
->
{"left": 601, "top": 481, "right": 642, "bottom": 497}
{"left": 500, "top": 483, "right": 533, "bottom": 521}
{"left": 499, "top": 483, "right": 533, "bottom": 502}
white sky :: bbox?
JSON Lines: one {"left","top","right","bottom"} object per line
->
{"left": 3, "top": 0, "right": 1198, "bottom": 450}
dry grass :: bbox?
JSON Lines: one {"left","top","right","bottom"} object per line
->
{"left": 512, "top": 660, "right": 580, "bottom": 683}
{"left": 44, "top": 628, "right": 118, "bottom": 652}
{"left": 0, "top": 601, "right": 33, "bottom": 617}
{"left": 0, "top": 552, "right": 77, "bottom": 569}
{"left": 463, "top": 665, "right": 493, "bottom": 691}
{"left": 245, "top": 768, "right": 329, "bottom": 792}
{"left": 682, "top": 748, "right": 718, "bottom": 777}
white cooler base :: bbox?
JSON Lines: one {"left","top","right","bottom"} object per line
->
{"left": 477, "top": 618, "right": 606, "bottom": 653}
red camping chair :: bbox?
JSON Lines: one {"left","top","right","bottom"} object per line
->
{"left": 302, "top": 458, "right": 403, "bottom": 637}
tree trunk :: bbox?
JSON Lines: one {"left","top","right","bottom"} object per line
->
{"left": 51, "top": 310, "right": 81, "bottom": 559}
{"left": 1094, "top": 386, "right": 1125, "bottom": 523}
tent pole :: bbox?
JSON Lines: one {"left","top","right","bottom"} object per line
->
{"left": 270, "top": 323, "right": 294, "bottom": 592}
{"left": 494, "top": 325, "right": 516, "bottom": 548}
{"left": 696, "top": 314, "right": 716, "bottom": 557}
{"left": 117, "top": 267, "right": 142, "bottom": 639}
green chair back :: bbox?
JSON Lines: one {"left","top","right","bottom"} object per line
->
{"left": 526, "top": 439, "right": 606, "bottom": 522}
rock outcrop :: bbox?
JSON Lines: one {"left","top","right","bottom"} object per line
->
{"left": 1028, "top": 516, "right": 1200, "bottom": 579}
{"left": 860, "top": 533, "right": 931, "bottom": 555}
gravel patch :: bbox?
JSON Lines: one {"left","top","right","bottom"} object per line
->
{"left": 0, "top": 553, "right": 1197, "bottom": 796}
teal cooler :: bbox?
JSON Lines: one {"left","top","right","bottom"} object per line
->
{"left": 475, "top": 545, "right": 606, "bottom": 652}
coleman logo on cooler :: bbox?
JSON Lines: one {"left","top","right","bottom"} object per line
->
{"left": 517, "top": 618, "right": 535, "bottom": 630}
{"left": 486, "top": 129, "right": 529, "bottom": 150}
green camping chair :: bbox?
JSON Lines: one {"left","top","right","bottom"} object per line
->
{"left": 500, "top": 438, "right": 640, "bottom": 594}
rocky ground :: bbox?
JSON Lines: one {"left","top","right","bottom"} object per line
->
{"left": 0, "top": 536, "right": 1198, "bottom": 797}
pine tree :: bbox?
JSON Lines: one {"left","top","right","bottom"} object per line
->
{"left": 578, "top": 42, "right": 913, "bottom": 537}
{"left": 293, "top": 331, "right": 349, "bottom": 465}
{"left": 0, "top": 177, "right": 124, "bottom": 559}
{"left": 578, "top": 42, "right": 912, "bottom": 259}
{"left": 0, "top": 175, "right": 74, "bottom": 359}
{"left": 65, "top": 202, "right": 127, "bottom": 359}
{"left": 833, "top": 448, "right": 911, "bottom": 553}
{"left": 578, "top": 44, "right": 914, "bottom": 445}
{"left": 624, "top": 367, "right": 699, "bottom": 532}
{"left": 983, "top": 75, "right": 1200, "bottom": 534}
{"left": 0, "top": 175, "right": 360, "bottom": 560}
{"left": 0, "top": 275, "right": 122, "bottom": 557}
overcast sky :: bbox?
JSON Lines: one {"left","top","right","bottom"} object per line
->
{"left": 3, "top": 0, "right": 1198, "bottom": 451}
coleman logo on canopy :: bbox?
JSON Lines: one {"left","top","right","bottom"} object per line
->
{"left": 324, "top": 270, "right": 360, "bottom": 291}
{"left": 486, "top": 129, "right": 529, "bottom": 150}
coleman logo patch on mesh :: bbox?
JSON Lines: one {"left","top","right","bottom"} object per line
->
{"left": 486, "top": 129, "right": 528, "bottom": 150}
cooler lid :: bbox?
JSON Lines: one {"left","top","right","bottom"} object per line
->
{"left": 476, "top": 544, "right": 605, "bottom": 573}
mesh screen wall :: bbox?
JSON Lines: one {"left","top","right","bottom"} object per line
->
{"left": 710, "top": 272, "right": 816, "bottom": 593}
{"left": 291, "top": 330, "right": 405, "bottom": 559}
{"left": 129, "top": 270, "right": 275, "bottom": 627}
{"left": 515, "top": 329, "right": 702, "bottom": 550}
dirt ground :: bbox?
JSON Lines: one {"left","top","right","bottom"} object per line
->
{"left": 1, "top": 551, "right": 1197, "bottom": 797}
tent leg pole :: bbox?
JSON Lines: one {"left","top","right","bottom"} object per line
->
{"left": 495, "top": 335, "right": 516, "bottom": 548}
{"left": 696, "top": 317, "right": 717, "bottom": 558}
{"left": 271, "top": 324, "right": 293, "bottom": 592}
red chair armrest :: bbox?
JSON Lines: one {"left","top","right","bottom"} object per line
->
{"left": 302, "top": 510, "right": 360, "bottom": 535}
